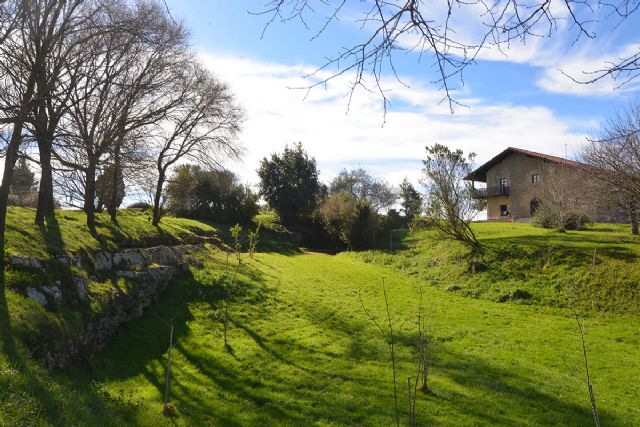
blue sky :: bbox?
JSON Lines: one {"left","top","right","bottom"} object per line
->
{"left": 164, "top": 0, "right": 640, "bottom": 187}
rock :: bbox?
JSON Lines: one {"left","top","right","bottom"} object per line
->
{"left": 116, "top": 270, "right": 147, "bottom": 280}
{"left": 26, "top": 287, "right": 47, "bottom": 306}
{"left": 144, "top": 246, "right": 178, "bottom": 265}
{"left": 42, "top": 286, "right": 62, "bottom": 302}
{"left": 55, "top": 280, "right": 62, "bottom": 286}
{"left": 10, "top": 255, "right": 45, "bottom": 271}
{"left": 112, "top": 251, "right": 146, "bottom": 269}
{"left": 94, "top": 252, "right": 112, "bottom": 271}
{"left": 73, "top": 277, "right": 89, "bottom": 301}
{"left": 147, "top": 265, "right": 176, "bottom": 284}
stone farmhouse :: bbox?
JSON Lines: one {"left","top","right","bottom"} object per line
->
{"left": 464, "top": 147, "right": 619, "bottom": 222}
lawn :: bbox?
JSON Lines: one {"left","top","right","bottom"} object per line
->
{"left": 1, "top": 217, "right": 639, "bottom": 426}
{"left": 42, "top": 249, "right": 640, "bottom": 426}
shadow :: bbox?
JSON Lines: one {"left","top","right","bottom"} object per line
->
{"left": 377, "top": 228, "right": 411, "bottom": 252}
{"left": 0, "top": 262, "right": 17, "bottom": 364}
{"left": 36, "top": 213, "right": 64, "bottom": 256}
{"left": 429, "top": 347, "right": 622, "bottom": 426}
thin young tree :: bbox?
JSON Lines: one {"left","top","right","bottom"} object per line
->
{"left": 359, "top": 280, "right": 400, "bottom": 427}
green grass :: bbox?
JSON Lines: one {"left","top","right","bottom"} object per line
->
{"left": 1, "top": 213, "right": 639, "bottom": 425}
{"left": 4, "top": 207, "right": 218, "bottom": 259}
{"left": 356, "top": 222, "right": 640, "bottom": 314}
{"left": 2, "top": 249, "right": 635, "bottom": 426}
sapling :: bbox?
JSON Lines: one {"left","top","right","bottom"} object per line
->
{"left": 223, "top": 224, "right": 242, "bottom": 351}
{"left": 248, "top": 222, "right": 261, "bottom": 259}
{"left": 359, "top": 278, "right": 400, "bottom": 427}
{"left": 576, "top": 314, "right": 601, "bottom": 427}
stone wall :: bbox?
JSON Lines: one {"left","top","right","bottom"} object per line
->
{"left": 10, "top": 244, "right": 202, "bottom": 369}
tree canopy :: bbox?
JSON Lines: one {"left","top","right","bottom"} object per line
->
{"left": 257, "top": 143, "right": 321, "bottom": 225}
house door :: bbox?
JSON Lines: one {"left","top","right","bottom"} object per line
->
{"left": 530, "top": 198, "right": 540, "bottom": 216}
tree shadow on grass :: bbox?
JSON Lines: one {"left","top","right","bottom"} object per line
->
{"left": 483, "top": 235, "right": 638, "bottom": 263}
{"left": 429, "top": 347, "right": 623, "bottom": 426}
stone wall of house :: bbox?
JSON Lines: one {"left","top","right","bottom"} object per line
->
{"left": 11, "top": 244, "right": 202, "bottom": 369}
{"left": 485, "top": 152, "right": 545, "bottom": 220}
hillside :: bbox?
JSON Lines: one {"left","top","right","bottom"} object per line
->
{"left": 1, "top": 210, "right": 639, "bottom": 425}
{"left": 355, "top": 222, "right": 640, "bottom": 314}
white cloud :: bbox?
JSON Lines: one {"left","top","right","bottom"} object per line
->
{"left": 198, "top": 52, "right": 588, "bottom": 189}
{"left": 537, "top": 43, "right": 640, "bottom": 95}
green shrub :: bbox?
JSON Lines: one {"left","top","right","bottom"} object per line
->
{"left": 532, "top": 206, "right": 591, "bottom": 231}
{"left": 565, "top": 213, "right": 592, "bottom": 230}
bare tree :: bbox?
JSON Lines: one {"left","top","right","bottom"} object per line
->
{"left": 422, "top": 144, "right": 483, "bottom": 253}
{"left": 330, "top": 167, "right": 397, "bottom": 213}
{"left": 147, "top": 63, "right": 243, "bottom": 226}
{"left": 529, "top": 164, "right": 601, "bottom": 231}
{"left": 0, "top": 0, "right": 64, "bottom": 271}
{"left": 258, "top": 1, "right": 639, "bottom": 111}
{"left": 53, "top": 0, "right": 189, "bottom": 234}
{"left": 583, "top": 102, "right": 640, "bottom": 234}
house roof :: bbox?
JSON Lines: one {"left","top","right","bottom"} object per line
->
{"left": 464, "top": 147, "right": 588, "bottom": 182}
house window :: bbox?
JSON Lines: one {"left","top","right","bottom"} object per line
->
{"left": 499, "top": 178, "right": 508, "bottom": 194}
{"left": 500, "top": 204, "right": 509, "bottom": 216}
{"left": 531, "top": 174, "right": 540, "bottom": 185}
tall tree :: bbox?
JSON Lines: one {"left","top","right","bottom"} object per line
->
{"left": 9, "top": 157, "right": 37, "bottom": 206}
{"left": 54, "top": 0, "right": 190, "bottom": 234}
{"left": 257, "top": 142, "right": 320, "bottom": 225}
{"left": 583, "top": 101, "right": 640, "bottom": 234}
{"left": 20, "top": 0, "right": 93, "bottom": 225}
{"left": 0, "top": 0, "right": 61, "bottom": 273}
{"left": 330, "top": 167, "right": 397, "bottom": 213}
{"left": 399, "top": 178, "right": 422, "bottom": 223}
{"left": 147, "top": 62, "right": 243, "bottom": 226}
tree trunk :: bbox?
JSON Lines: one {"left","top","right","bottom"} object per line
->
{"left": 84, "top": 162, "right": 97, "bottom": 236}
{"left": 35, "top": 139, "right": 55, "bottom": 225}
{"left": 152, "top": 170, "right": 165, "bottom": 227}
{"left": 109, "top": 145, "right": 121, "bottom": 223}
{"left": 0, "top": 124, "right": 25, "bottom": 280}
{"left": 630, "top": 203, "right": 639, "bottom": 235}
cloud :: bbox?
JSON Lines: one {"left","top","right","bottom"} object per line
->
{"left": 198, "top": 52, "right": 589, "bottom": 190}
{"left": 536, "top": 43, "right": 640, "bottom": 95}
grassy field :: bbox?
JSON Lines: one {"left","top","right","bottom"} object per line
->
{"left": 4, "top": 249, "right": 637, "bottom": 426}
{"left": 1, "top": 213, "right": 640, "bottom": 425}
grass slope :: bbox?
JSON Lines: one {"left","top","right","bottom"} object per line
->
{"left": 357, "top": 222, "right": 640, "bottom": 314}
{"left": 32, "top": 250, "right": 640, "bottom": 426}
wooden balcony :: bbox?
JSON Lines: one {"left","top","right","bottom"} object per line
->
{"left": 470, "top": 185, "right": 510, "bottom": 199}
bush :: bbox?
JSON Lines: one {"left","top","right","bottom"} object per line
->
{"left": 565, "top": 213, "right": 592, "bottom": 230}
{"left": 318, "top": 192, "right": 380, "bottom": 250}
{"left": 127, "top": 201, "right": 151, "bottom": 210}
{"left": 532, "top": 205, "right": 591, "bottom": 231}
{"left": 165, "top": 164, "right": 259, "bottom": 224}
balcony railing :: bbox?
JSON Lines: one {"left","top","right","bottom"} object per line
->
{"left": 470, "top": 185, "right": 510, "bottom": 199}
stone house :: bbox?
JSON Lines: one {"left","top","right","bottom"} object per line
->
{"left": 464, "top": 147, "right": 618, "bottom": 221}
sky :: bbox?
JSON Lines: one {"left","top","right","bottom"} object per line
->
{"left": 159, "top": 0, "right": 640, "bottom": 190}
